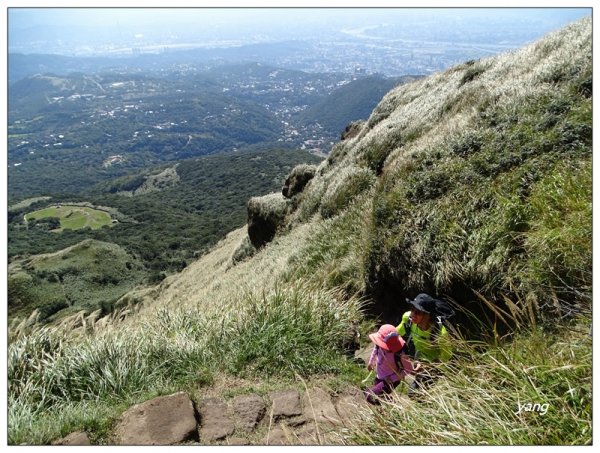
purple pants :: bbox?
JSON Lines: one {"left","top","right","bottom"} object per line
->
{"left": 365, "top": 377, "right": 399, "bottom": 405}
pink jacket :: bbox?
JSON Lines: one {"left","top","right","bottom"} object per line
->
{"left": 368, "top": 345, "right": 414, "bottom": 382}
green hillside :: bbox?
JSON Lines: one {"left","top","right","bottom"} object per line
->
{"left": 8, "top": 148, "right": 323, "bottom": 321}
{"left": 297, "top": 74, "right": 419, "bottom": 136}
{"left": 8, "top": 239, "right": 146, "bottom": 323}
{"left": 7, "top": 19, "right": 591, "bottom": 446}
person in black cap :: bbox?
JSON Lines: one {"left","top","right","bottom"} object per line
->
{"left": 396, "top": 293, "right": 454, "bottom": 396}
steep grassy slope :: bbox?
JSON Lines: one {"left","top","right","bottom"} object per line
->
{"left": 289, "top": 17, "right": 591, "bottom": 322}
{"left": 7, "top": 19, "right": 592, "bottom": 445}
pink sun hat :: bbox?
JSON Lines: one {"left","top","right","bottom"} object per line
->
{"left": 369, "top": 324, "right": 405, "bottom": 353}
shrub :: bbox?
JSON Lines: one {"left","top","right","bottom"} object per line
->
{"left": 281, "top": 164, "right": 317, "bottom": 199}
{"left": 226, "top": 284, "right": 364, "bottom": 377}
{"left": 320, "top": 166, "right": 375, "bottom": 219}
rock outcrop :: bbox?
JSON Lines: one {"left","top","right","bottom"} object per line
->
{"left": 247, "top": 193, "right": 290, "bottom": 248}
{"left": 282, "top": 164, "right": 317, "bottom": 199}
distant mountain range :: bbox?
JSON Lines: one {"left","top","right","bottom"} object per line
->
{"left": 8, "top": 42, "right": 312, "bottom": 85}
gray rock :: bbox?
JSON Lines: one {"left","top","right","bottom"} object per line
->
{"left": 112, "top": 392, "right": 197, "bottom": 445}
{"left": 198, "top": 397, "right": 235, "bottom": 442}
{"left": 296, "top": 422, "right": 320, "bottom": 445}
{"left": 303, "top": 387, "right": 341, "bottom": 426}
{"left": 51, "top": 431, "right": 91, "bottom": 445}
{"left": 335, "top": 390, "right": 367, "bottom": 426}
{"left": 265, "top": 424, "right": 292, "bottom": 445}
{"left": 269, "top": 390, "right": 302, "bottom": 419}
{"left": 232, "top": 394, "right": 266, "bottom": 431}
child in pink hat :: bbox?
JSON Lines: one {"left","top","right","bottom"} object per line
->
{"left": 364, "top": 324, "right": 415, "bottom": 404}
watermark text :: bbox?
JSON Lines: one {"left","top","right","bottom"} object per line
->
{"left": 515, "top": 402, "right": 549, "bottom": 416}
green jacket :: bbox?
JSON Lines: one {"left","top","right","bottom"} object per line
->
{"left": 396, "top": 311, "right": 452, "bottom": 362}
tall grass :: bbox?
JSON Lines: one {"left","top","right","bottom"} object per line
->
{"left": 520, "top": 160, "right": 592, "bottom": 310}
{"left": 8, "top": 280, "right": 363, "bottom": 444}
{"left": 284, "top": 191, "right": 373, "bottom": 296}
{"left": 365, "top": 65, "right": 591, "bottom": 313}
{"left": 226, "top": 284, "right": 364, "bottom": 376}
{"left": 284, "top": 18, "right": 592, "bottom": 321}
{"left": 347, "top": 316, "right": 591, "bottom": 445}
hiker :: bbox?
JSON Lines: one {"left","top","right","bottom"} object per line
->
{"left": 364, "top": 324, "right": 415, "bottom": 405}
{"left": 397, "top": 293, "right": 454, "bottom": 396}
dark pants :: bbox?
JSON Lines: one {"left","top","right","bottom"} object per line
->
{"left": 365, "top": 378, "right": 399, "bottom": 405}
{"left": 407, "top": 370, "right": 436, "bottom": 397}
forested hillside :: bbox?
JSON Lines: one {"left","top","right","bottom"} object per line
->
{"left": 8, "top": 148, "right": 322, "bottom": 323}
{"left": 8, "top": 64, "right": 406, "bottom": 199}
{"left": 298, "top": 74, "right": 421, "bottom": 137}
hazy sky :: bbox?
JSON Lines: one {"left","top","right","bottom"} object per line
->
{"left": 8, "top": 7, "right": 590, "bottom": 55}
{"left": 9, "top": 7, "right": 589, "bottom": 31}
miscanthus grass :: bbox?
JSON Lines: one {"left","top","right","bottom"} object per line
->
{"left": 346, "top": 316, "right": 591, "bottom": 446}
{"left": 284, "top": 190, "right": 373, "bottom": 297}
{"left": 8, "top": 280, "right": 363, "bottom": 445}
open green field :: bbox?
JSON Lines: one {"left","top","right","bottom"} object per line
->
{"left": 25, "top": 205, "right": 113, "bottom": 231}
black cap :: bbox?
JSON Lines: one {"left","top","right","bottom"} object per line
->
{"left": 405, "top": 293, "right": 455, "bottom": 319}
{"left": 405, "top": 293, "right": 438, "bottom": 313}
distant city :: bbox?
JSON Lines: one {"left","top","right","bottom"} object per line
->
{"left": 9, "top": 8, "right": 590, "bottom": 77}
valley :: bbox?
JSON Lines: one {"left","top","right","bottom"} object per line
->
{"left": 8, "top": 148, "right": 323, "bottom": 323}
{"left": 7, "top": 57, "right": 408, "bottom": 325}
{"left": 8, "top": 64, "right": 403, "bottom": 198}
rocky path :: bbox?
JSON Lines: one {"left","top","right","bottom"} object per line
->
{"left": 52, "top": 385, "right": 368, "bottom": 446}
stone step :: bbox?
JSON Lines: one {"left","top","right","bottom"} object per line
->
{"left": 54, "top": 385, "right": 367, "bottom": 446}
